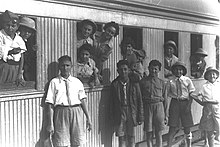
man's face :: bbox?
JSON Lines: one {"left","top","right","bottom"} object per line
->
{"left": 117, "top": 64, "right": 129, "bottom": 79}
{"left": 81, "top": 24, "right": 93, "bottom": 38}
{"left": 19, "top": 27, "right": 33, "bottom": 40}
{"left": 59, "top": 60, "right": 72, "bottom": 78}
{"left": 165, "top": 46, "right": 174, "bottom": 56}
{"left": 173, "top": 66, "right": 184, "bottom": 78}
{"left": 3, "top": 21, "right": 19, "bottom": 36}
{"left": 148, "top": 65, "right": 160, "bottom": 77}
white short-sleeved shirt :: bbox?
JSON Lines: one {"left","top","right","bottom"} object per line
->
{"left": 0, "top": 29, "right": 27, "bottom": 62}
{"left": 45, "top": 75, "right": 87, "bottom": 106}
{"left": 168, "top": 75, "right": 195, "bottom": 100}
{"left": 199, "top": 80, "right": 220, "bottom": 111}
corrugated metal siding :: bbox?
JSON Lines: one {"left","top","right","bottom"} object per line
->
{"left": 37, "top": 17, "right": 76, "bottom": 90}
{"left": 143, "top": 28, "right": 164, "bottom": 77}
{"left": 0, "top": 94, "right": 43, "bottom": 147}
{"left": 203, "top": 34, "right": 216, "bottom": 67}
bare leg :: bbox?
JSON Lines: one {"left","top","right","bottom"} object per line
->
{"left": 146, "top": 132, "right": 153, "bottom": 147}
{"left": 155, "top": 130, "right": 163, "bottom": 147}
{"left": 119, "top": 136, "right": 126, "bottom": 147}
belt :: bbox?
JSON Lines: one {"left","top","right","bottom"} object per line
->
{"left": 56, "top": 104, "right": 80, "bottom": 108}
{"left": 172, "top": 98, "right": 188, "bottom": 101}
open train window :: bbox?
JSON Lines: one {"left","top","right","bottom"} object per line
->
{"left": 164, "top": 31, "right": 179, "bottom": 78}
{"left": 190, "top": 34, "right": 205, "bottom": 78}
{"left": 122, "top": 27, "right": 145, "bottom": 78}
{"left": 0, "top": 15, "right": 37, "bottom": 91}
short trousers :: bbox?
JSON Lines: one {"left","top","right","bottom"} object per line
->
{"left": 53, "top": 106, "right": 84, "bottom": 146}
{"left": 116, "top": 106, "right": 135, "bottom": 137}
{"left": 168, "top": 99, "right": 193, "bottom": 128}
{"left": 143, "top": 102, "right": 165, "bottom": 132}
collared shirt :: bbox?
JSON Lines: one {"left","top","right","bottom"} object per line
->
{"left": 77, "top": 58, "right": 98, "bottom": 77}
{"left": 140, "top": 76, "right": 167, "bottom": 103}
{"left": 199, "top": 80, "right": 220, "bottom": 104}
{"left": 0, "top": 29, "right": 26, "bottom": 62}
{"left": 77, "top": 35, "right": 93, "bottom": 48}
{"left": 45, "top": 75, "right": 87, "bottom": 106}
{"left": 168, "top": 75, "right": 195, "bottom": 100}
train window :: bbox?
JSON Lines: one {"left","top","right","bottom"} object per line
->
{"left": 122, "top": 27, "right": 145, "bottom": 79}
{"left": 216, "top": 35, "right": 219, "bottom": 70}
{"left": 0, "top": 15, "right": 37, "bottom": 90}
{"left": 190, "top": 34, "right": 206, "bottom": 79}
{"left": 164, "top": 31, "right": 179, "bottom": 79}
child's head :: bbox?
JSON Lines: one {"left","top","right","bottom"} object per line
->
{"left": 117, "top": 60, "right": 129, "bottom": 80}
{"left": 103, "top": 21, "right": 119, "bottom": 40}
{"left": 120, "top": 37, "right": 136, "bottom": 56}
{"left": 204, "top": 67, "right": 219, "bottom": 83}
{"left": 1, "top": 10, "right": 19, "bottom": 36}
{"left": 148, "top": 60, "right": 161, "bottom": 77}
{"left": 78, "top": 44, "right": 93, "bottom": 63}
{"left": 79, "top": 19, "right": 97, "bottom": 38}
{"left": 58, "top": 55, "right": 72, "bottom": 78}
{"left": 164, "top": 40, "right": 177, "bottom": 57}
{"left": 18, "top": 16, "right": 36, "bottom": 40}
{"left": 171, "top": 61, "right": 187, "bottom": 78}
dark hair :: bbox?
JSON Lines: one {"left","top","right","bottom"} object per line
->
{"left": 78, "top": 44, "right": 93, "bottom": 55}
{"left": 149, "top": 60, "right": 162, "bottom": 70}
{"left": 103, "top": 21, "right": 119, "bottom": 37}
{"left": 58, "top": 55, "right": 71, "bottom": 63}
{"left": 117, "top": 60, "right": 129, "bottom": 69}
{"left": 120, "top": 37, "right": 136, "bottom": 55}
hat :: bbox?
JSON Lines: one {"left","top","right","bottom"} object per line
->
{"left": 171, "top": 61, "right": 187, "bottom": 76}
{"left": 194, "top": 48, "right": 208, "bottom": 56}
{"left": 19, "top": 16, "right": 36, "bottom": 31}
{"left": 164, "top": 40, "right": 177, "bottom": 51}
{"left": 79, "top": 19, "right": 97, "bottom": 35}
{"left": 103, "top": 21, "right": 119, "bottom": 37}
{"left": 204, "top": 66, "right": 219, "bottom": 80}
{"left": 1, "top": 10, "right": 19, "bottom": 24}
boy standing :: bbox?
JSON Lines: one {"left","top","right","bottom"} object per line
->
{"left": 167, "top": 61, "right": 195, "bottom": 147}
{"left": 139, "top": 60, "right": 168, "bottom": 147}
{"left": 110, "top": 60, "right": 144, "bottom": 147}
{"left": 45, "top": 55, "right": 92, "bottom": 147}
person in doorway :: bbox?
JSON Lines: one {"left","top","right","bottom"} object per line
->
{"left": 110, "top": 60, "right": 144, "bottom": 147}
{"left": 190, "top": 48, "right": 208, "bottom": 79}
{"left": 167, "top": 61, "right": 195, "bottom": 147}
{"left": 18, "top": 16, "right": 37, "bottom": 82}
{"left": 45, "top": 55, "right": 92, "bottom": 147}
{"left": 0, "top": 10, "right": 27, "bottom": 85}
{"left": 164, "top": 40, "right": 178, "bottom": 79}
{"left": 139, "top": 60, "right": 168, "bottom": 147}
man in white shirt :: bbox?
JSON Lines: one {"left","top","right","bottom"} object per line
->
{"left": 45, "top": 55, "right": 92, "bottom": 147}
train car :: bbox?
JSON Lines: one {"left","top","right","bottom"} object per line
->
{"left": 0, "top": 0, "right": 219, "bottom": 147}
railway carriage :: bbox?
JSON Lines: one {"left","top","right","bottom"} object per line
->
{"left": 0, "top": 0, "right": 219, "bottom": 147}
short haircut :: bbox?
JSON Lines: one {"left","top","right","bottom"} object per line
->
{"left": 78, "top": 44, "right": 93, "bottom": 55}
{"left": 117, "top": 60, "right": 129, "bottom": 69}
{"left": 58, "top": 55, "right": 71, "bottom": 63}
{"left": 149, "top": 60, "right": 162, "bottom": 70}
{"left": 103, "top": 21, "right": 119, "bottom": 37}
{"left": 120, "top": 37, "right": 136, "bottom": 55}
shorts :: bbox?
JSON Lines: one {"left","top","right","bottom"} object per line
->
{"left": 168, "top": 99, "right": 193, "bottom": 128}
{"left": 53, "top": 106, "right": 84, "bottom": 146}
{"left": 143, "top": 102, "right": 165, "bottom": 132}
{"left": 116, "top": 106, "right": 135, "bottom": 137}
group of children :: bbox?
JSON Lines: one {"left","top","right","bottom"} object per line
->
{"left": 0, "top": 10, "right": 36, "bottom": 85}
{"left": 110, "top": 57, "right": 220, "bottom": 147}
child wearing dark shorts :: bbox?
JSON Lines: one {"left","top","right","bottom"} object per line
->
{"left": 167, "top": 61, "right": 195, "bottom": 147}
{"left": 140, "top": 60, "right": 168, "bottom": 147}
